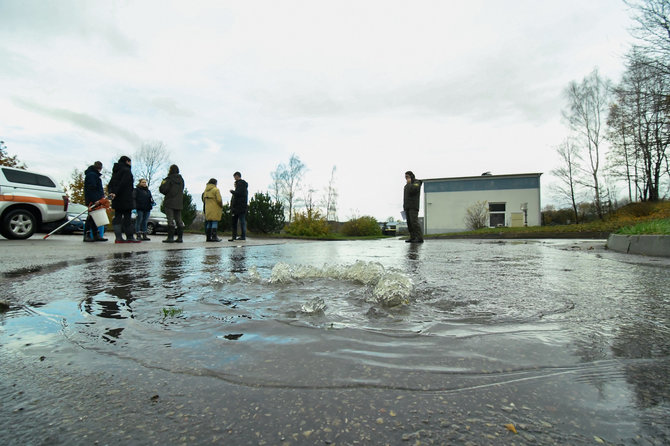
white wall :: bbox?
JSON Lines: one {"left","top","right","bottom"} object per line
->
{"left": 424, "top": 188, "right": 541, "bottom": 234}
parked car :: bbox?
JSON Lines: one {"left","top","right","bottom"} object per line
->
{"left": 61, "top": 203, "right": 89, "bottom": 233}
{"left": 0, "top": 166, "right": 69, "bottom": 239}
{"left": 382, "top": 220, "right": 408, "bottom": 236}
{"left": 131, "top": 210, "right": 169, "bottom": 234}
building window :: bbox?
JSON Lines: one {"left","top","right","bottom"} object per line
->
{"left": 489, "top": 202, "right": 506, "bottom": 227}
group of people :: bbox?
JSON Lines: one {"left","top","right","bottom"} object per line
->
{"left": 201, "top": 172, "right": 248, "bottom": 242}
{"left": 83, "top": 157, "right": 421, "bottom": 244}
{"left": 82, "top": 156, "right": 248, "bottom": 244}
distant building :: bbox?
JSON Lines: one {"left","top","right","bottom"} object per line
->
{"left": 422, "top": 173, "right": 542, "bottom": 234}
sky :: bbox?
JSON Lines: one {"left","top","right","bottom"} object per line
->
{"left": 0, "top": 0, "right": 635, "bottom": 221}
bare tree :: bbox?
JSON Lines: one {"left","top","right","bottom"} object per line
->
{"left": 464, "top": 201, "right": 488, "bottom": 230}
{"left": 608, "top": 50, "right": 669, "bottom": 201}
{"left": 563, "top": 68, "right": 612, "bottom": 219}
{"left": 322, "top": 165, "right": 338, "bottom": 221}
{"left": 272, "top": 154, "right": 306, "bottom": 224}
{"left": 626, "top": 0, "right": 670, "bottom": 73}
{"left": 133, "top": 141, "right": 171, "bottom": 193}
{"left": 551, "top": 139, "right": 582, "bottom": 224}
{"left": 303, "top": 186, "right": 318, "bottom": 213}
{"left": 607, "top": 101, "right": 638, "bottom": 202}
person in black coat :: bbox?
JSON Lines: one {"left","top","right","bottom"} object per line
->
{"left": 83, "top": 161, "right": 107, "bottom": 242}
{"left": 133, "top": 178, "right": 155, "bottom": 241}
{"left": 403, "top": 170, "right": 423, "bottom": 243}
{"left": 159, "top": 164, "right": 185, "bottom": 243}
{"left": 107, "top": 155, "right": 140, "bottom": 243}
{"left": 228, "top": 171, "right": 248, "bottom": 241}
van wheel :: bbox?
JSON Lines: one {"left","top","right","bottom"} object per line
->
{"left": 2, "top": 209, "right": 37, "bottom": 239}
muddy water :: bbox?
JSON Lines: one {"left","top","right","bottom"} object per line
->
{"left": 1, "top": 239, "right": 669, "bottom": 445}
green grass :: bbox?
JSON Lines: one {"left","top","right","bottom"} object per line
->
{"left": 616, "top": 218, "right": 670, "bottom": 235}
{"left": 161, "top": 307, "right": 183, "bottom": 318}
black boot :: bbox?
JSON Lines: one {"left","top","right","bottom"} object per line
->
{"left": 163, "top": 227, "right": 175, "bottom": 243}
{"left": 175, "top": 227, "right": 183, "bottom": 243}
{"left": 211, "top": 228, "right": 222, "bottom": 242}
{"left": 113, "top": 224, "right": 125, "bottom": 243}
{"left": 205, "top": 228, "right": 212, "bottom": 242}
{"left": 141, "top": 232, "right": 150, "bottom": 241}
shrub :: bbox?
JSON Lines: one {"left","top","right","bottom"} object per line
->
{"left": 248, "top": 192, "right": 285, "bottom": 233}
{"left": 286, "top": 209, "right": 330, "bottom": 237}
{"left": 217, "top": 203, "right": 232, "bottom": 232}
{"left": 341, "top": 216, "right": 381, "bottom": 236}
{"left": 464, "top": 201, "right": 488, "bottom": 230}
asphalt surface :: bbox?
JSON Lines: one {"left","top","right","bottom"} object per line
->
{"left": 0, "top": 233, "right": 312, "bottom": 279}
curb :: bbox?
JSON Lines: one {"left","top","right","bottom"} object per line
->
{"left": 606, "top": 234, "right": 670, "bottom": 258}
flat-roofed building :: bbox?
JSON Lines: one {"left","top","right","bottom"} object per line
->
{"left": 422, "top": 173, "right": 542, "bottom": 234}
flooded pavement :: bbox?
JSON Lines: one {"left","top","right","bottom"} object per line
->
{"left": 1, "top": 238, "right": 669, "bottom": 445}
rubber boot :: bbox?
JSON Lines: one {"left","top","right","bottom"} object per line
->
{"left": 163, "top": 227, "right": 175, "bottom": 243}
{"left": 205, "top": 228, "right": 212, "bottom": 242}
{"left": 141, "top": 232, "right": 151, "bottom": 241}
{"left": 83, "top": 221, "right": 94, "bottom": 242}
{"left": 113, "top": 224, "right": 125, "bottom": 243}
{"left": 175, "top": 227, "right": 184, "bottom": 243}
{"left": 211, "top": 228, "right": 222, "bottom": 242}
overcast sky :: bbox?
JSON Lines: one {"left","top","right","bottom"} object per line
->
{"left": 0, "top": 0, "right": 634, "bottom": 220}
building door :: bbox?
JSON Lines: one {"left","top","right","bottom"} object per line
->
{"left": 489, "top": 202, "right": 506, "bottom": 227}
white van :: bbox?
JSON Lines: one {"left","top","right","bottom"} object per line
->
{"left": 0, "top": 166, "right": 69, "bottom": 239}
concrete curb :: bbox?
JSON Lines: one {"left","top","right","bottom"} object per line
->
{"left": 606, "top": 234, "right": 670, "bottom": 257}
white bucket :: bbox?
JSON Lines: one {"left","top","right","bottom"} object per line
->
{"left": 90, "top": 208, "right": 109, "bottom": 226}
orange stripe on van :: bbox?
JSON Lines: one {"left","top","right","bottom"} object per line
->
{"left": 0, "top": 195, "right": 66, "bottom": 206}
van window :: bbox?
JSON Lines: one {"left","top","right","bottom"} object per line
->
{"left": 2, "top": 168, "right": 56, "bottom": 187}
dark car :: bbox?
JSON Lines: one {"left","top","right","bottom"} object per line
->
{"left": 131, "top": 210, "right": 169, "bottom": 234}
{"left": 61, "top": 203, "right": 88, "bottom": 233}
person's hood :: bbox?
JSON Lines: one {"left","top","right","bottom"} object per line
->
{"left": 112, "top": 162, "right": 127, "bottom": 174}
{"left": 85, "top": 165, "right": 101, "bottom": 176}
{"left": 205, "top": 183, "right": 216, "bottom": 192}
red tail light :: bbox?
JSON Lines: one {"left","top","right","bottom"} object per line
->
{"left": 63, "top": 195, "right": 70, "bottom": 211}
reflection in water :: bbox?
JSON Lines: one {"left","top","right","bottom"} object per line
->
{"left": 230, "top": 247, "right": 247, "bottom": 273}
{"left": 202, "top": 250, "right": 223, "bottom": 273}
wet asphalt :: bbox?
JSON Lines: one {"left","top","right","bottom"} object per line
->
{"left": 2, "top": 234, "right": 668, "bottom": 445}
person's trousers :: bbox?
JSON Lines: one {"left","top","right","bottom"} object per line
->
{"left": 135, "top": 209, "right": 150, "bottom": 233}
{"left": 231, "top": 212, "right": 246, "bottom": 238}
{"left": 112, "top": 209, "right": 133, "bottom": 239}
{"left": 164, "top": 208, "right": 184, "bottom": 230}
{"left": 84, "top": 215, "right": 98, "bottom": 237}
{"left": 405, "top": 208, "right": 423, "bottom": 241}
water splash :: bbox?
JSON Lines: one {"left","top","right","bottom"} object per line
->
{"left": 301, "top": 296, "right": 327, "bottom": 314}
{"left": 269, "top": 261, "right": 413, "bottom": 307}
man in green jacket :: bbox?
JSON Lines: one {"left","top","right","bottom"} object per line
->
{"left": 403, "top": 171, "right": 424, "bottom": 243}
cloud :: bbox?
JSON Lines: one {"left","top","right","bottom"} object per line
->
{"left": 0, "top": 0, "right": 135, "bottom": 55}
{"left": 12, "top": 97, "right": 141, "bottom": 145}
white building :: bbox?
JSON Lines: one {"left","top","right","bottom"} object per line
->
{"left": 422, "top": 173, "right": 542, "bottom": 234}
